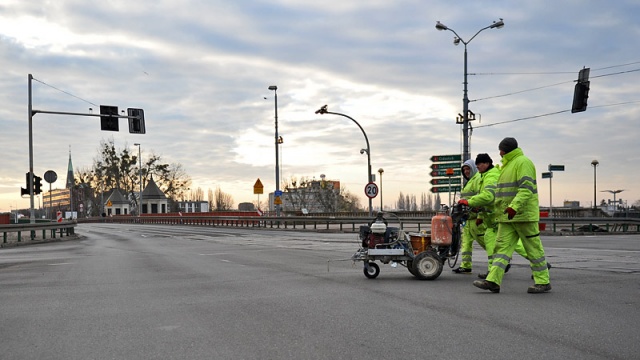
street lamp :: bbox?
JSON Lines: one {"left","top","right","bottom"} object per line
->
{"left": 591, "top": 159, "right": 599, "bottom": 209}
{"left": 134, "top": 143, "right": 142, "bottom": 215}
{"left": 315, "top": 105, "right": 373, "bottom": 216}
{"left": 378, "top": 168, "right": 384, "bottom": 210}
{"left": 435, "top": 19, "right": 504, "bottom": 162}
{"left": 268, "top": 85, "right": 281, "bottom": 216}
{"left": 601, "top": 189, "right": 624, "bottom": 213}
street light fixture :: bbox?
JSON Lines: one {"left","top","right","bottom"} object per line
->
{"left": 378, "top": 168, "right": 384, "bottom": 211}
{"left": 268, "top": 85, "right": 281, "bottom": 216}
{"left": 435, "top": 18, "right": 504, "bottom": 162}
{"left": 315, "top": 105, "right": 373, "bottom": 216}
{"left": 134, "top": 143, "right": 142, "bottom": 215}
{"left": 601, "top": 189, "right": 624, "bottom": 213}
{"left": 591, "top": 159, "right": 599, "bottom": 209}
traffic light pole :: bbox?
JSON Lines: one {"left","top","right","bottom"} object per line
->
{"left": 27, "top": 74, "right": 142, "bottom": 224}
{"left": 28, "top": 75, "right": 35, "bottom": 224}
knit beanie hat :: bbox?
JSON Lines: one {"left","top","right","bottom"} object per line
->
{"left": 498, "top": 137, "right": 518, "bottom": 154}
{"left": 475, "top": 153, "right": 493, "bottom": 165}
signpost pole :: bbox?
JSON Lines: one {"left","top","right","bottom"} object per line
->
{"left": 549, "top": 174, "right": 553, "bottom": 218}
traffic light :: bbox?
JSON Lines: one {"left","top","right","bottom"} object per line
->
{"left": 20, "top": 172, "right": 32, "bottom": 196}
{"left": 100, "top": 105, "right": 119, "bottom": 131}
{"left": 571, "top": 67, "right": 590, "bottom": 113}
{"left": 571, "top": 81, "right": 590, "bottom": 113}
{"left": 127, "top": 108, "right": 146, "bottom": 134}
{"left": 33, "top": 175, "right": 42, "bottom": 195}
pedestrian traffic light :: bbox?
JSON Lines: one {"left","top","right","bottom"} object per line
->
{"left": 33, "top": 175, "right": 42, "bottom": 195}
{"left": 571, "top": 81, "right": 590, "bottom": 113}
{"left": 127, "top": 108, "right": 146, "bottom": 134}
{"left": 100, "top": 105, "right": 119, "bottom": 131}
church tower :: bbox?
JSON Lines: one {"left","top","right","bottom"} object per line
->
{"left": 65, "top": 147, "right": 75, "bottom": 189}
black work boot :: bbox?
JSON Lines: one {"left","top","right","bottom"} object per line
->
{"left": 453, "top": 268, "right": 471, "bottom": 274}
{"left": 473, "top": 280, "right": 500, "bottom": 293}
{"left": 477, "top": 273, "right": 488, "bottom": 279}
{"left": 527, "top": 283, "right": 552, "bottom": 293}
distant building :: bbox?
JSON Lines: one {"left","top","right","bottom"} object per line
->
{"left": 270, "top": 175, "right": 341, "bottom": 214}
{"left": 238, "top": 202, "right": 256, "bottom": 211}
{"left": 141, "top": 176, "right": 168, "bottom": 214}
{"left": 105, "top": 189, "right": 130, "bottom": 215}
{"left": 177, "top": 201, "right": 209, "bottom": 213}
{"left": 563, "top": 201, "right": 580, "bottom": 208}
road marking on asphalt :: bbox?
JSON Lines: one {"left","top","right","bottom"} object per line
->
{"left": 47, "top": 263, "right": 73, "bottom": 266}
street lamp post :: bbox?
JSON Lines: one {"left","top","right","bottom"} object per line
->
{"left": 591, "top": 160, "right": 599, "bottom": 209}
{"left": 134, "top": 143, "right": 142, "bottom": 215}
{"left": 435, "top": 19, "right": 504, "bottom": 162}
{"left": 378, "top": 168, "right": 384, "bottom": 211}
{"left": 315, "top": 105, "right": 373, "bottom": 216}
{"left": 278, "top": 136, "right": 283, "bottom": 186}
{"left": 268, "top": 85, "right": 281, "bottom": 216}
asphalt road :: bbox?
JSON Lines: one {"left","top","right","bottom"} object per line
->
{"left": 1, "top": 223, "right": 638, "bottom": 360}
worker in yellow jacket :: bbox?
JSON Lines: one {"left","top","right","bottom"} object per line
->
{"left": 473, "top": 138, "right": 551, "bottom": 294}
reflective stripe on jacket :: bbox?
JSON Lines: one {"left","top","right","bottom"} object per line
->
{"left": 495, "top": 148, "right": 539, "bottom": 222}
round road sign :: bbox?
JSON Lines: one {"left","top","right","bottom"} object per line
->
{"left": 364, "top": 182, "right": 378, "bottom": 199}
{"left": 44, "top": 170, "right": 57, "bottom": 184}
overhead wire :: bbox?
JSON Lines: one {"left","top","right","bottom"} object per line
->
{"left": 32, "top": 77, "right": 99, "bottom": 107}
{"left": 467, "top": 61, "right": 640, "bottom": 127}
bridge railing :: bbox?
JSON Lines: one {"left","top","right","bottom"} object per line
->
{"left": 0, "top": 221, "right": 77, "bottom": 245}
{"left": 78, "top": 215, "right": 640, "bottom": 234}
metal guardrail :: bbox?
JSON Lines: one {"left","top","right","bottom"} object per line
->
{"left": 539, "top": 217, "right": 640, "bottom": 233}
{"left": 78, "top": 215, "right": 640, "bottom": 234}
{"left": 0, "top": 221, "right": 77, "bottom": 245}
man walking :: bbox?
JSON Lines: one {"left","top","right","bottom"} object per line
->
{"left": 473, "top": 138, "right": 551, "bottom": 294}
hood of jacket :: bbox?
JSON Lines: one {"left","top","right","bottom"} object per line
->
{"left": 462, "top": 159, "right": 477, "bottom": 181}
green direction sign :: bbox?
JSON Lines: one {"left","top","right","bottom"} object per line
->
{"left": 430, "top": 169, "right": 461, "bottom": 177}
{"left": 430, "top": 186, "right": 461, "bottom": 193}
{"left": 430, "top": 162, "right": 462, "bottom": 170}
{"left": 430, "top": 177, "right": 462, "bottom": 185}
{"left": 549, "top": 164, "right": 565, "bottom": 171}
{"left": 430, "top": 154, "right": 462, "bottom": 162}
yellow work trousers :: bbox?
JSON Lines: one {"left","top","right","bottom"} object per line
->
{"left": 486, "top": 222, "right": 550, "bottom": 285}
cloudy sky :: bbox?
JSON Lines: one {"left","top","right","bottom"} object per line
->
{"left": 1, "top": 0, "right": 639, "bottom": 213}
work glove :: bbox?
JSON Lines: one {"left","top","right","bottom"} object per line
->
{"left": 505, "top": 207, "right": 517, "bottom": 220}
{"left": 457, "top": 199, "right": 469, "bottom": 206}
{"left": 476, "top": 218, "right": 483, "bottom": 226}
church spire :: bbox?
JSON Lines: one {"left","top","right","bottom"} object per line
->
{"left": 65, "top": 146, "right": 75, "bottom": 189}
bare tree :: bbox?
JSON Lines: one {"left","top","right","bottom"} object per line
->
{"left": 74, "top": 139, "right": 191, "bottom": 215}
{"left": 207, "top": 188, "right": 214, "bottom": 211}
{"left": 214, "top": 186, "right": 234, "bottom": 210}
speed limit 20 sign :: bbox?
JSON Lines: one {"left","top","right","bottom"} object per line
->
{"left": 364, "top": 182, "right": 378, "bottom": 199}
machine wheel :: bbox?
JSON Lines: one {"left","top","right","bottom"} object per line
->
{"left": 363, "top": 263, "right": 380, "bottom": 279}
{"left": 412, "top": 252, "right": 443, "bottom": 280}
{"left": 407, "top": 260, "right": 416, "bottom": 276}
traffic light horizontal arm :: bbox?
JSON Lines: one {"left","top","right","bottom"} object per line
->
{"left": 32, "top": 109, "right": 140, "bottom": 119}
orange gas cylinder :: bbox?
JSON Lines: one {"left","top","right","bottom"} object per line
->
{"left": 431, "top": 213, "right": 453, "bottom": 246}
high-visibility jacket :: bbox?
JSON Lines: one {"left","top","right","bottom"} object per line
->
{"left": 495, "top": 148, "right": 539, "bottom": 222}
{"left": 460, "top": 159, "right": 481, "bottom": 219}
{"left": 468, "top": 166, "right": 500, "bottom": 228}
